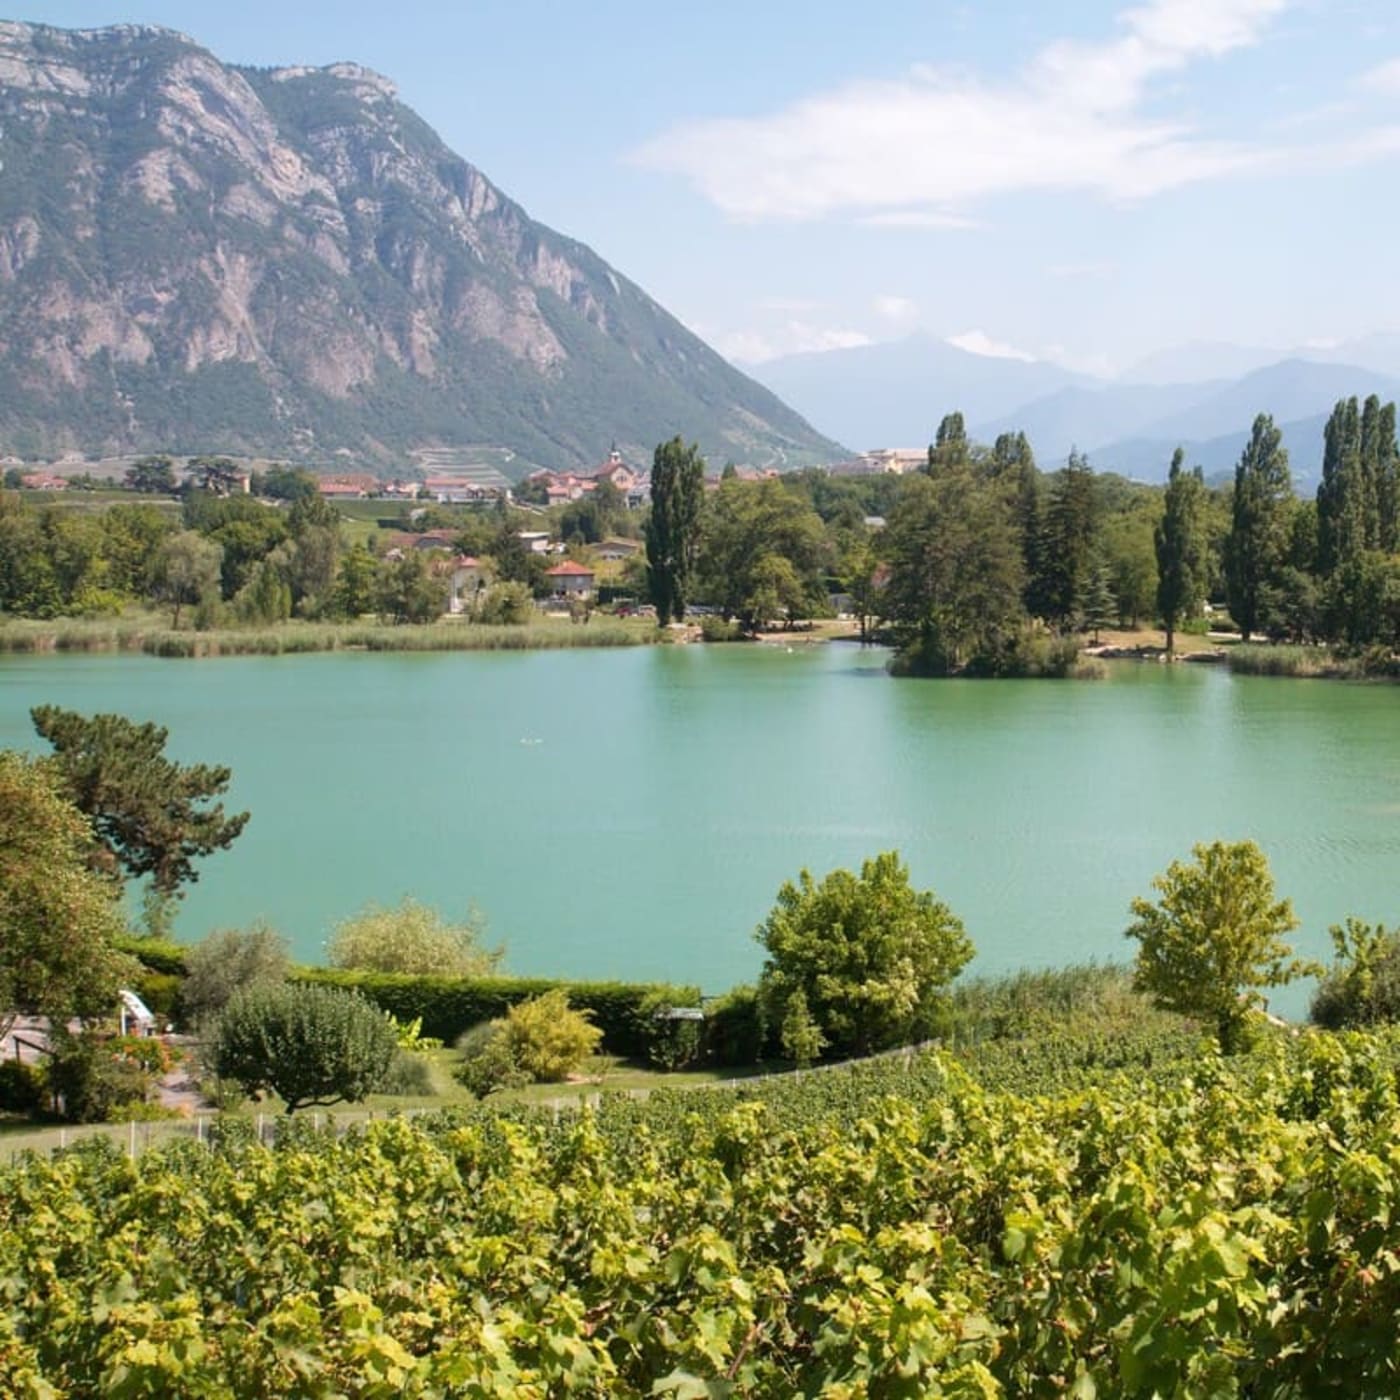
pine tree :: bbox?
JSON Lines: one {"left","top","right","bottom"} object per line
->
{"left": 1225, "top": 415, "right": 1292, "bottom": 641}
{"left": 1082, "top": 561, "right": 1117, "bottom": 644}
{"left": 1155, "top": 447, "right": 1207, "bottom": 654}
{"left": 1042, "top": 451, "right": 1097, "bottom": 627}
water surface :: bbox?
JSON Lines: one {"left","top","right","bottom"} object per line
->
{"left": 2, "top": 645, "right": 1396, "bottom": 1016}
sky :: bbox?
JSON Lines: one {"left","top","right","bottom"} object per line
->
{"left": 19, "top": 0, "right": 1400, "bottom": 376}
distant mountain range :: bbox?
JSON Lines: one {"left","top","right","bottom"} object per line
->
{"left": 750, "top": 335, "right": 1400, "bottom": 487}
{"left": 0, "top": 22, "right": 841, "bottom": 475}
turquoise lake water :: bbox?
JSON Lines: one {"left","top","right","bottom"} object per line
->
{"left": 2, "top": 644, "right": 1397, "bottom": 1016}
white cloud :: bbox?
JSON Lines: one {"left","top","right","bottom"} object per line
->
{"left": 857, "top": 210, "right": 982, "bottom": 231}
{"left": 1361, "top": 57, "right": 1400, "bottom": 93}
{"left": 633, "top": 0, "right": 1293, "bottom": 222}
{"left": 946, "top": 329, "right": 1037, "bottom": 363}
{"left": 873, "top": 295, "right": 918, "bottom": 322}
{"left": 706, "top": 321, "right": 873, "bottom": 365}
{"left": 758, "top": 296, "right": 822, "bottom": 313}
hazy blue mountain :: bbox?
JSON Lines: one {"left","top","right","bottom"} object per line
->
{"left": 977, "top": 359, "right": 1400, "bottom": 481}
{"left": 1124, "top": 341, "right": 1289, "bottom": 385}
{"left": 972, "top": 380, "right": 1227, "bottom": 466}
{"left": 0, "top": 21, "right": 841, "bottom": 473}
{"left": 1089, "top": 413, "right": 1330, "bottom": 490}
{"left": 749, "top": 334, "right": 1089, "bottom": 450}
{"left": 1129, "top": 360, "right": 1400, "bottom": 447}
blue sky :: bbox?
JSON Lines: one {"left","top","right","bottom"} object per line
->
{"left": 21, "top": 0, "right": 1400, "bottom": 374}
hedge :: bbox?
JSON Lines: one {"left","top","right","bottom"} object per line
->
{"left": 114, "top": 937, "right": 190, "bottom": 978}
{"left": 295, "top": 971, "right": 701, "bottom": 1060}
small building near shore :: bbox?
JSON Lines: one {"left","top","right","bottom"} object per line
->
{"left": 545, "top": 560, "right": 595, "bottom": 597}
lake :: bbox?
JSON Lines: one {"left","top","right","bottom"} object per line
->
{"left": 2, "top": 644, "right": 1397, "bottom": 1016}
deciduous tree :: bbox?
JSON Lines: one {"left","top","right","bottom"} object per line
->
{"left": 152, "top": 529, "right": 222, "bottom": 627}
{"left": 1155, "top": 448, "right": 1207, "bottom": 653}
{"left": 327, "top": 897, "right": 502, "bottom": 977}
{"left": 0, "top": 751, "right": 133, "bottom": 1040}
{"left": 211, "top": 983, "right": 398, "bottom": 1113}
{"left": 1125, "top": 839, "right": 1314, "bottom": 1052}
{"left": 758, "top": 850, "right": 973, "bottom": 1058}
{"left": 645, "top": 436, "right": 705, "bottom": 625}
{"left": 1225, "top": 415, "right": 1292, "bottom": 642}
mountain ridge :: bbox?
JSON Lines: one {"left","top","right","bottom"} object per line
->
{"left": 0, "top": 21, "right": 842, "bottom": 474}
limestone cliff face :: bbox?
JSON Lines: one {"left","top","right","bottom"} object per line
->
{"left": 0, "top": 22, "right": 841, "bottom": 470}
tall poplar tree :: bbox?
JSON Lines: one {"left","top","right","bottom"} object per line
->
{"left": 926, "top": 412, "right": 970, "bottom": 474}
{"left": 1155, "top": 447, "right": 1207, "bottom": 653}
{"left": 1316, "top": 398, "right": 1366, "bottom": 575}
{"left": 1225, "top": 414, "right": 1292, "bottom": 641}
{"left": 645, "top": 437, "right": 705, "bottom": 625}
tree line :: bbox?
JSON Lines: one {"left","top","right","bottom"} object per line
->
{"left": 647, "top": 396, "right": 1400, "bottom": 671}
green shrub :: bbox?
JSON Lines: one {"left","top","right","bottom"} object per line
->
{"left": 454, "top": 1022, "right": 530, "bottom": 1099}
{"left": 108, "top": 1035, "right": 176, "bottom": 1076}
{"left": 135, "top": 971, "right": 182, "bottom": 1020}
{"left": 113, "top": 937, "right": 190, "bottom": 977}
{"left": 703, "top": 984, "right": 769, "bottom": 1066}
{"left": 502, "top": 990, "right": 602, "bottom": 1082}
{"left": 181, "top": 923, "right": 290, "bottom": 1028}
{"left": 1311, "top": 919, "right": 1400, "bottom": 1029}
{"left": 475, "top": 582, "right": 534, "bottom": 626}
{"left": 639, "top": 991, "right": 705, "bottom": 1070}
{"left": 298, "top": 971, "right": 698, "bottom": 1058}
{"left": 46, "top": 1032, "right": 155, "bottom": 1123}
{"left": 0, "top": 1059, "right": 46, "bottom": 1114}
{"left": 326, "top": 898, "right": 502, "bottom": 978}
{"left": 211, "top": 983, "right": 398, "bottom": 1113}
{"left": 699, "top": 615, "right": 743, "bottom": 642}
{"left": 379, "top": 1051, "right": 437, "bottom": 1097}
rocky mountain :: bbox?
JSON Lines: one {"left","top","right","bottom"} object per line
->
{"left": 0, "top": 21, "right": 842, "bottom": 473}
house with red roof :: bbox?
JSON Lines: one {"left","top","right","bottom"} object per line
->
{"left": 544, "top": 559, "right": 595, "bottom": 598}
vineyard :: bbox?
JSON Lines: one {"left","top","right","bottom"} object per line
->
{"left": 5, "top": 1013, "right": 1400, "bottom": 1396}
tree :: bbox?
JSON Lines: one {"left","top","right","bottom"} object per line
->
{"left": 0, "top": 751, "right": 134, "bottom": 1040}
{"left": 331, "top": 542, "right": 380, "bottom": 619}
{"left": 757, "top": 850, "right": 973, "bottom": 1058}
{"left": 31, "top": 705, "right": 249, "bottom": 904}
{"left": 1155, "top": 448, "right": 1207, "bottom": 653}
{"left": 152, "top": 530, "right": 222, "bottom": 627}
{"left": 186, "top": 455, "right": 244, "bottom": 496}
{"left": 645, "top": 437, "right": 705, "bottom": 625}
{"left": 180, "top": 923, "right": 291, "bottom": 1028}
{"left": 1125, "top": 839, "right": 1314, "bottom": 1052}
{"left": 211, "top": 983, "right": 398, "bottom": 1113}
{"left": 1041, "top": 451, "right": 1098, "bottom": 626}
{"left": 1225, "top": 415, "right": 1292, "bottom": 641}
{"left": 881, "top": 468, "right": 1025, "bottom": 674}
{"left": 697, "top": 477, "right": 828, "bottom": 630}
{"left": 124, "top": 455, "right": 177, "bottom": 495}
{"left": 377, "top": 551, "right": 448, "bottom": 623}
{"left": 254, "top": 465, "right": 319, "bottom": 503}
{"left": 326, "top": 897, "right": 502, "bottom": 977}
{"left": 1081, "top": 561, "right": 1117, "bottom": 644}
{"left": 927, "top": 412, "right": 970, "bottom": 474}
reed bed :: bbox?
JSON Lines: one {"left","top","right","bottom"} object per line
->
{"left": 0, "top": 615, "right": 654, "bottom": 658}
{"left": 1227, "top": 643, "right": 1360, "bottom": 678}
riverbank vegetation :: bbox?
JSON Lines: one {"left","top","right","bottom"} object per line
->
{"left": 5, "top": 389, "right": 1398, "bottom": 676}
